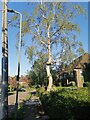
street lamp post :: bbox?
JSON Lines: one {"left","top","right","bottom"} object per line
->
{"left": 7, "top": 9, "right": 22, "bottom": 119}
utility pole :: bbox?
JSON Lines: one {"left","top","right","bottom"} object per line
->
{"left": 1, "top": 0, "right": 8, "bottom": 119}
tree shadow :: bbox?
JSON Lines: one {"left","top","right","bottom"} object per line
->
{"left": 8, "top": 101, "right": 26, "bottom": 120}
{"left": 8, "top": 97, "right": 48, "bottom": 120}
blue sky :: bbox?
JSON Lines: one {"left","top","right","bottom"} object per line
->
{"left": 0, "top": 2, "right": 88, "bottom": 76}
{"left": 0, "top": 0, "right": 89, "bottom": 2}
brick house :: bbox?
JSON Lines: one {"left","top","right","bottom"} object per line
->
{"left": 19, "top": 75, "right": 29, "bottom": 86}
{"left": 8, "top": 75, "right": 29, "bottom": 87}
{"left": 8, "top": 76, "right": 17, "bottom": 87}
{"left": 59, "top": 53, "right": 90, "bottom": 87}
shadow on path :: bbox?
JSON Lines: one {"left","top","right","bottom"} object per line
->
{"left": 23, "top": 95, "right": 49, "bottom": 120}
{"left": 8, "top": 92, "right": 49, "bottom": 120}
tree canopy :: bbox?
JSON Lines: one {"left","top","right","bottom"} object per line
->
{"left": 9, "top": 2, "right": 86, "bottom": 90}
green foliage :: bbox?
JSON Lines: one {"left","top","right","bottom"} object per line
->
{"left": 9, "top": 93, "right": 31, "bottom": 119}
{"left": 8, "top": 85, "right": 14, "bottom": 92}
{"left": 9, "top": 3, "right": 86, "bottom": 64}
{"left": 83, "top": 82, "right": 90, "bottom": 87}
{"left": 27, "top": 57, "right": 47, "bottom": 86}
{"left": 24, "top": 94, "right": 31, "bottom": 102}
{"left": 16, "top": 93, "right": 31, "bottom": 118}
{"left": 26, "top": 46, "right": 35, "bottom": 61}
{"left": 9, "top": 3, "right": 86, "bottom": 90}
{"left": 23, "top": 2, "right": 85, "bottom": 65}
{"left": 36, "top": 87, "right": 45, "bottom": 97}
{"left": 67, "top": 81, "right": 76, "bottom": 87}
{"left": 27, "top": 61, "right": 59, "bottom": 87}
{"left": 10, "top": 15, "right": 18, "bottom": 22}
{"left": 40, "top": 87, "right": 90, "bottom": 120}
{"left": 22, "top": 21, "right": 31, "bottom": 35}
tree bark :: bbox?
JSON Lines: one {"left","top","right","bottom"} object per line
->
{"left": 46, "top": 24, "right": 53, "bottom": 91}
{"left": 46, "top": 65, "right": 53, "bottom": 91}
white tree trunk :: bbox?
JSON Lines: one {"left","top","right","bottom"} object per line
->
{"left": 46, "top": 24, "right": 53, "bottom": 91}
{"left": 46, "top": 64, "right": 53, "bottom": 91}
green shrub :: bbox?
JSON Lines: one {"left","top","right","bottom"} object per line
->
{"left": 8, "top": 85, "right": 14, "bottom": 92}
{"left": 40, "top": 87, "right": 90, "bottom": 120}
{"left": 67, "top": 81, "right": 76, "bottom": 87}
{"left": 36, "top": 87, "right": 45, "bottom": 97}
{"left": 83, "top": 82, "right": 90, "bottom": 87}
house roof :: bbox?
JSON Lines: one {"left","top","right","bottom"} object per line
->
{"left": 64, "top": 53, "right": 90, "bottom": 72}
{"left": 19, "top": 76, "right": 29, "bottom": 84}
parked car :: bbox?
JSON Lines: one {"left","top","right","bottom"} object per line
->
{"left": 18, "top": 88, "right": 26, "bottom": 92}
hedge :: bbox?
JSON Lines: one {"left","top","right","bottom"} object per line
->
{"left": 40, "top": 87, "right": 90, "bottom": 120}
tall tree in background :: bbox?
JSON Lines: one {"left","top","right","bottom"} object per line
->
{"left": 10, "top": 2, "right": 85, "bottom": 91}
{"left": 24, "top": 3, "right": 85, "bottom": 91}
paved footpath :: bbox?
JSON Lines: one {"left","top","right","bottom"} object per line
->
{"left": 8, "top": 91, "right": 29, "bottom": 105}
{"left": 8, "top": 91, "right": 29, "bottom": 118}
{"left": 8, "top": 91, "right": 49, "bottom": 120}
{"left": 23, "top": 95, "right": 49, "bottom": 120}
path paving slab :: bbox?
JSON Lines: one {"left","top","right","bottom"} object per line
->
{"left": 8, "top": 91, "right": 49, "bottom": 120}
{"left": 23, "top": 95, "right": 49, "bottom": 120}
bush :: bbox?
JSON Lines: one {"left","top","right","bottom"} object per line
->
{"left": 67, "top": 81, "right": 76, "bottom": 87}
{"left": 83, "top": 82, "right": 90, "bottom": 87}
{"left": 8, "top": 85, "right": 14, "bottom": 92}
{"left": 36, "top": 87, "right": 45, "bottom": 97}
{"left": 40, "top": 87, "right": 90, "bottom": 120}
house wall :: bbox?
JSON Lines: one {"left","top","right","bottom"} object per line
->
{"left": 74, "top": 69, "right": 83, "bottom": 87}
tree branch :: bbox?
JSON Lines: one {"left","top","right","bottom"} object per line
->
{"left": 50, "top": 7, "right": 76, "bottom": 38}
{"left": 40, "top": 40, "right": 48, "bottom": 47}
{"left": 40, "top": 7, "right": 48, "bottom": 20}
{"left": 33, "top": 31, "right": 48, "bottom": 47}
{"left": 51, "top": 25, "right": 64, "bottom": 38}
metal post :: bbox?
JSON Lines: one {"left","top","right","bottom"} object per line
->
{"left": 15, "top": 12, "right": 22, "bottom": 120}
{"left": 1, "top": 0, "right": 8, "bottom": 119}
{"left": 7, "top": 8, "right": 22, "bottom": 119}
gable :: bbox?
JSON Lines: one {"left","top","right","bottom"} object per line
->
{"left": 65, "top": 53, "right": 90, "bottom": 72}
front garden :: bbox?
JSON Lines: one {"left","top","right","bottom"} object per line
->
{"left": 39, "top": 86, "right": 90, "bottom": 120}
